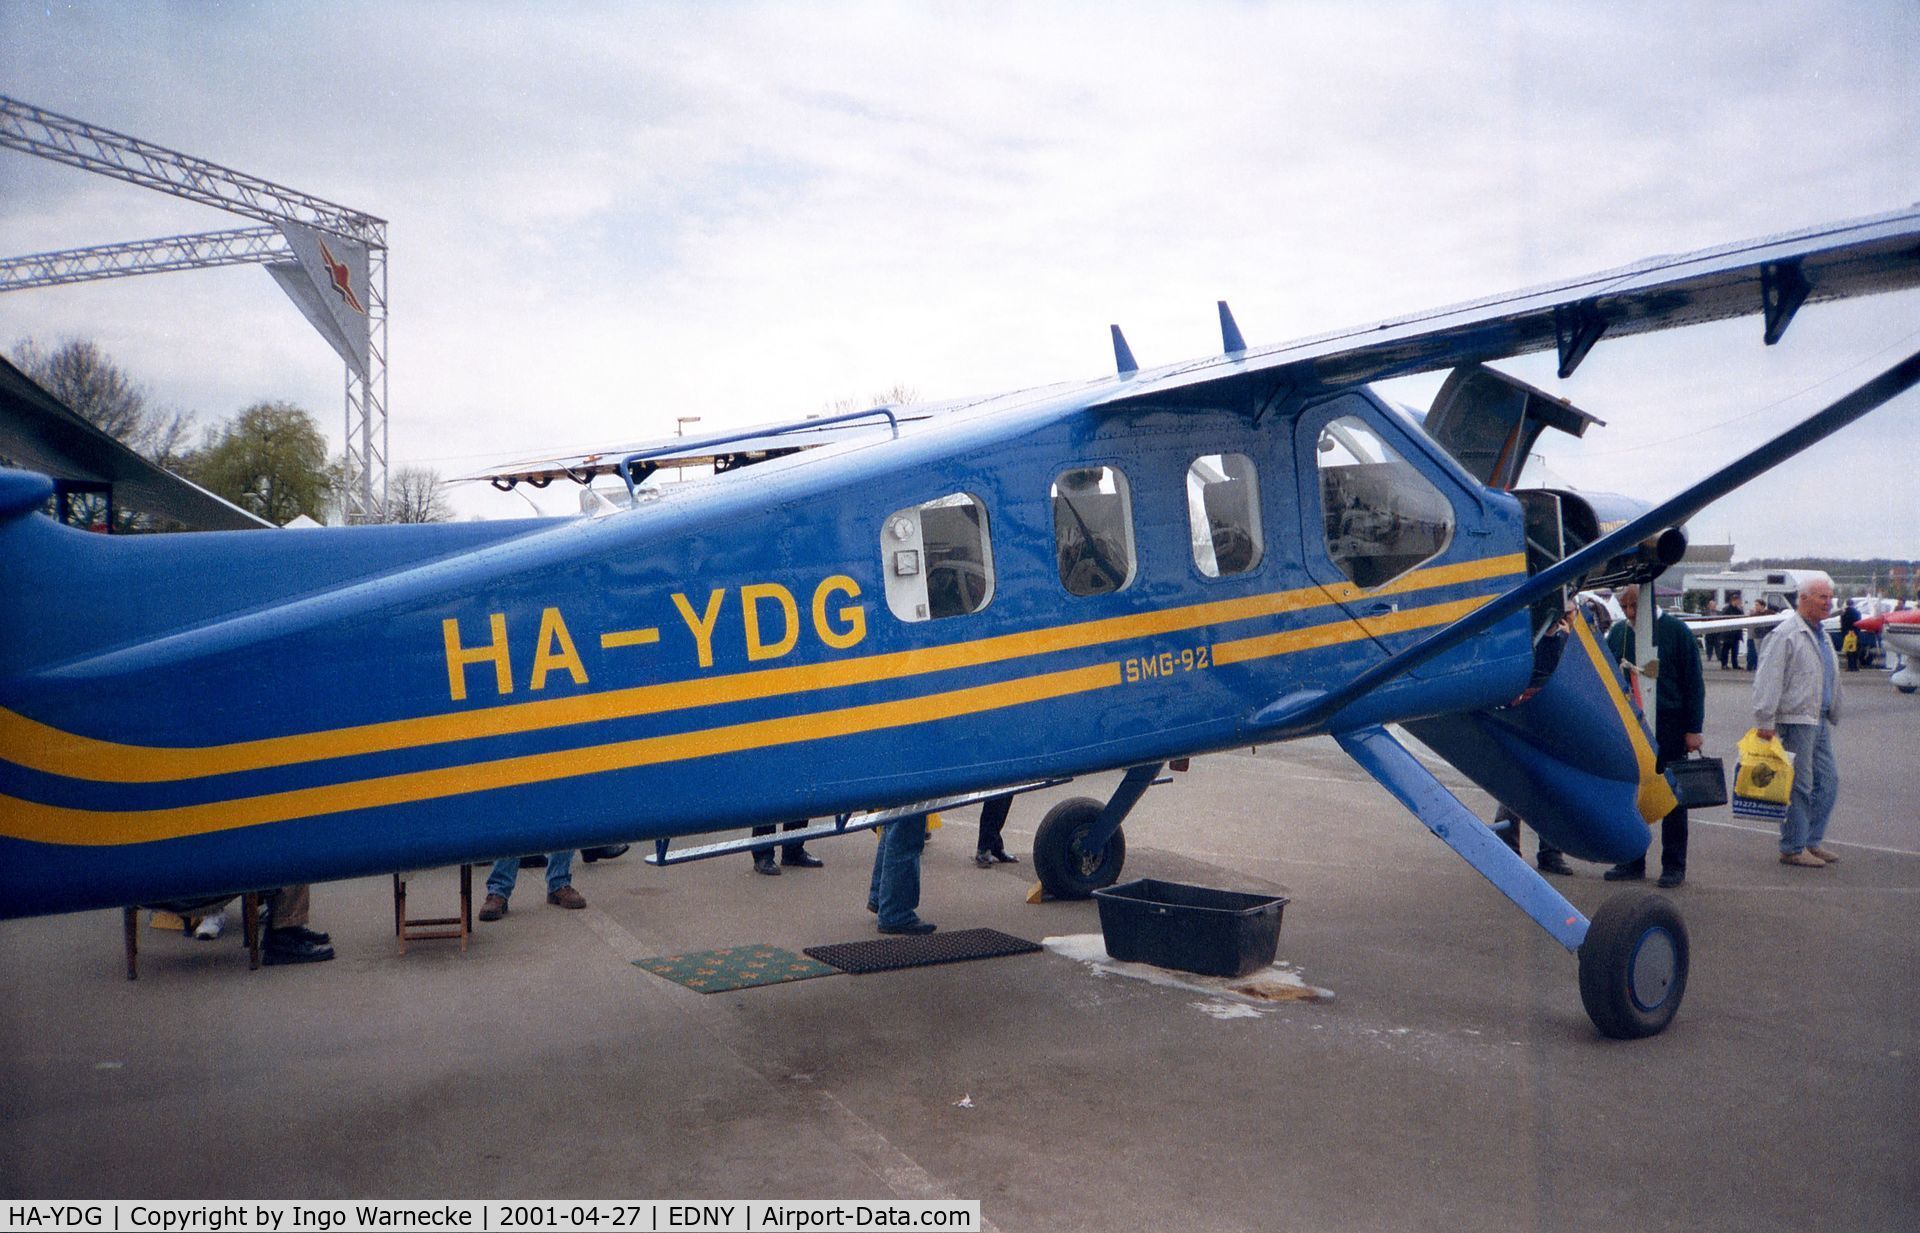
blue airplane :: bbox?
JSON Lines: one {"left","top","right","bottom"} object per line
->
{"left": 4, "top": 206, "right": 1919, "bottom": 1039}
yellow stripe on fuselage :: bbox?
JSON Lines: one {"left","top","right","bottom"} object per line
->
{"left": 1213, "top": 595, "right": 1492, "bottom": 666}
{"left": 0, "top": 588, "right": 1509, "bottom": 847}
{"left": 1568, "top": 613, "right": 1678, "bottom": 825}
{"left": 0, "top": 556, "right": 1524, "bottom": 786}
{"left": 5, "top": 664, "right": 1122, "bottom": 846}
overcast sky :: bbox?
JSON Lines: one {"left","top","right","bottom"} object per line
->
{"left": 2, "top": 1, "right": 1916, "bottom": 556}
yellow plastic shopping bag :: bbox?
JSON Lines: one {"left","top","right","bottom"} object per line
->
{"left": 1731, "top": 729, "right": 1794, "bottom": 822}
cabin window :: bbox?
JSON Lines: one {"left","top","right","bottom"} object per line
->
{"left": 1315, "top": 416, "right": 1454, "bottom": 588}
{"left": 881, "top": 493, "right": 995, "bottom": 622}
{"left": 1187, "top": 453, "right": 1263, "bottom": 577}
{"left": 1052, "top": 465, "right": 1136, "bottom": 596}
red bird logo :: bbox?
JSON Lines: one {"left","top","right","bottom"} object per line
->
{"left": 317, "top": 237, "right": 366, "bottom": 314}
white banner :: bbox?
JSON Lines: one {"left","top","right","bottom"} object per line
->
{"left": 267, "top": 222, "right": 372, "bottom": 379}
{"left": 0, "top": 1200, "right": 983, "bottom": 1233}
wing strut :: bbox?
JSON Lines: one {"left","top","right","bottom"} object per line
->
{"left": 1257, "top": 346, "right": 1920, "bottom": 737}
{"left": 1338, "top": 726, "right": 1588, "bottom": 949}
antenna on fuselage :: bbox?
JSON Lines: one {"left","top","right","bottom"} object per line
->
{"left": 1218, "top": 300, "right": 1247, "bottom": 354}
{"left": 1110, "top": 324, "right": 1138, "bottom": 376}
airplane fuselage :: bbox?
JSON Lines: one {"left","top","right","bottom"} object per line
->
{"left": 1, "top": 384, "right": 1535, "bottom": 918}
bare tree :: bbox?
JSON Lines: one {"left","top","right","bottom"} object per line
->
{"left": 824, "top": 383, "right": 920, "bottom": 416}
{"left": 383, "top": 465, "right": 453, "bottom": 524}
{"left": 14, "top": 338, "right": 194, "bottom": 466}
{"left": 12, "top": 337, "right": 197, "bottom": 530}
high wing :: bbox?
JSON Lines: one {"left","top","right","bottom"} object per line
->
{"left": 1097, "top": 204, "right": 1920, "bottom": 411}
{"left": 462, "top": 207, "right": 1920, "bottom": 493}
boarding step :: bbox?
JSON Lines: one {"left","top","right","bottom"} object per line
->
{"left": 644, "top": 780, "right": 1067, "bottom": 866}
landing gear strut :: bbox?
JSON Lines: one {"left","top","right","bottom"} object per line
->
{"left": 1032, "top": 797, "right": 1128, "bottom": 899}
{"left": 1032, "top": 763, "right": 1162, "bottom": 898}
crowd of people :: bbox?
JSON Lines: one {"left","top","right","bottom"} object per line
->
{"left": 1517, "top": 578, "right": 1853, "bottom": 886}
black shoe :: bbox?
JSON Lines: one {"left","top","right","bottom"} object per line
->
{"left": 262, "top": 931, "right": 335, "bottom": 965}
{"left": 278, "top": 924, "right": 331, "bottom": 946}
{"left": 878, "top": 920, "right": 936, "bottom": 935}
{"left": 989, "top": 849, "right": 1020, "bottom": 864}
{"left": 753, "top": 854, "right": 780, "bottom": 876}
{"left": 1657, "top": 870, "right": 1685, "bottom": 889}
{"left": 780, "top": 850, "right": 824, "bottom": 868}
{"left": 518, "top": 854, "right": 548, "bottom": 869}
{"left": 1604, "top": 864, "right": 1646, "bottom": 882}
{"left": 582, "top": 845, "right": 629, "bottom": 863}
{"left": 1536, "top": 853, "right": 1573, "bottom": 877}
{"left": 974, "top": 852, "right": 994, "bottom": 868}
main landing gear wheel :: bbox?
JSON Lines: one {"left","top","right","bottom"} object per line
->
{"left": 1033, "top": 796, "right": 1127, "bottom": 899}
{"left": 1578, "top": 889, "right": 1689, "bottom": 1039}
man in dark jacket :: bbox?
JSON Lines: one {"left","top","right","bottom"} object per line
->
{"left": 1605, "top": 587, "right": 1706, "bottom": 887}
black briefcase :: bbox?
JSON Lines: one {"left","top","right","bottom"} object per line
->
{"left": 1668, "top": 755, "right": 1729, "bottom": 809}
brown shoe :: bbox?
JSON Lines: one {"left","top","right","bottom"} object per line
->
{"left": 1808, "top": 846, "right": 1840, "bottom": 864}
{"left": 1780, "top": 851, "right": 1826, "bottom": 868}
{"left": 478, "top": 893, "right": 509, "bottom": 921}
{"left": 547, "top": 885, "right": 587, "bottom": 909}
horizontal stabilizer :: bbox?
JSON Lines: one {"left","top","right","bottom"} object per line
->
{"left": 460, "top": 405, "right": 936, "bottom": 490}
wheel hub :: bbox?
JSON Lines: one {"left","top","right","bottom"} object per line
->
{"left": 1628, "top": 927, "right": 1677, "bottom": 1012}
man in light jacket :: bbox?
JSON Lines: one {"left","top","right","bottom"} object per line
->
{"left": 1752, "top": 577, "right": 1843, "bottom": 868}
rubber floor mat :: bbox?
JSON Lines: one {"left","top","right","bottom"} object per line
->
{"left": 636, "top": 945, "right": 837, "bottom": 993}
{"left": 805, "top": 927, "right": 1041, "bottom": 975}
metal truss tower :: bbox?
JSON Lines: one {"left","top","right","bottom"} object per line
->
{"left": 0, "top": 95, "right": 391, "bottom": 521}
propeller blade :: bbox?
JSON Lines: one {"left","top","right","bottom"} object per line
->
{"left": 1261, "top": 346, "right": 1920, "bottom": 736}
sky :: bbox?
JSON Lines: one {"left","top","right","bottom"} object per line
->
{"left": 1, "top": 0, "right": 1917, "bottom": 555}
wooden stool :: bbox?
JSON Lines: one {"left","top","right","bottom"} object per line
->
{"left": 392, "top": 866, "right": 474, "bottom": 954}
{"left": 122, "top": 893, "right": 262, "bottom": 979}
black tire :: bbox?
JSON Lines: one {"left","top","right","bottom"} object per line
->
{"left": 1033, "top": 796, "right": 1127, "bottom": 899}
{"left": 1577, "top": 889, "right": 1689, "bottom": 1039}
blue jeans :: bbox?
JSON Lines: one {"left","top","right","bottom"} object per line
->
{"left": 1775, "top": 723, "right": 1838, "bottom": 854}
{"left": 867, "top": 815, "right": 928, "bottom": 928}
{"left": 486, "top": 851, "right": 574, "bottom": 900}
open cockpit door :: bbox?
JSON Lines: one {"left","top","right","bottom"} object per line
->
{"left": 1424, "top": 364, "right": 1603, "bottom": 490}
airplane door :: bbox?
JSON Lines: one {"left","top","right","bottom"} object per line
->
{"left": 1293, "top": 393, "right": 1465, "bottom": 653}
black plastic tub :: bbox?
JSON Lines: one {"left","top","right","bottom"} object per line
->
{"left": 1093, "top": 878, "right": 1288, "bottom": 978}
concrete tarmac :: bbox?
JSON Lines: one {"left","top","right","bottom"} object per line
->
{"left": 2, "top": 671, "right": 1914, "bottom": 1231}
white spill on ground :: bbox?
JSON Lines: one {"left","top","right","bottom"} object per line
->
{"left": 1043, "top": 934, "right": 1334, "bottom": 1017}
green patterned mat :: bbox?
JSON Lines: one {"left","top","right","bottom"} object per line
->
{"left": 635, "top": 944, "right": 839, "bottom": 993}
